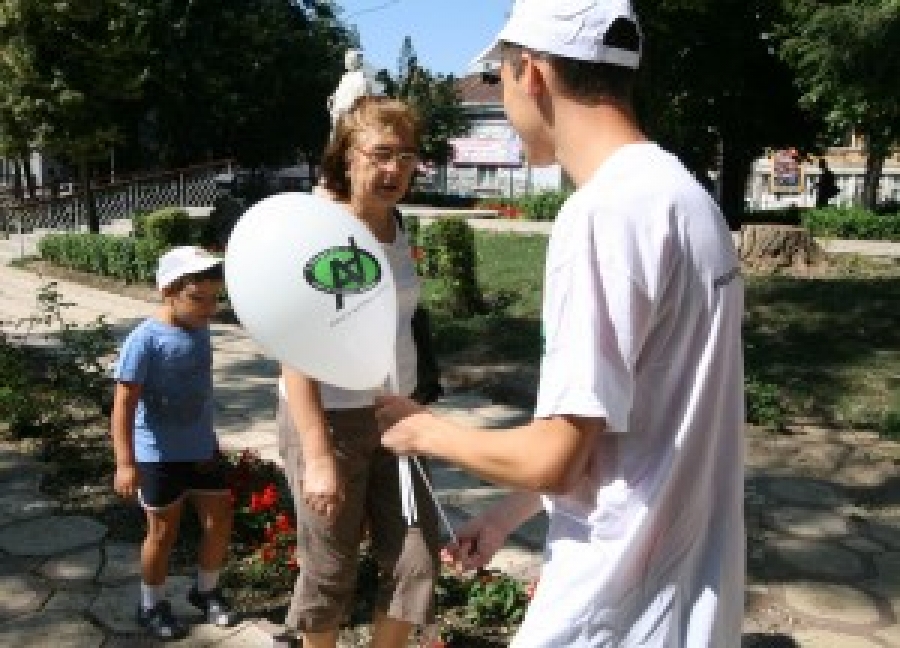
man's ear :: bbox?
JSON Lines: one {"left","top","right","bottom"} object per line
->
{"left": 520, "top": 52, "right": 550, "bottom": 99}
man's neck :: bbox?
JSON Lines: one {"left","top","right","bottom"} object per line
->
{"left": 553, "top": 100, "right": 646, "bottom": 188}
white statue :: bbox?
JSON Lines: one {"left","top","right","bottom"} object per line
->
{"left": 328, "top": 49, "right": 374, "bottom": 130}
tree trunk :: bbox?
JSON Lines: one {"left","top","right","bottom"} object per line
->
{"left": 862, "top": 147, "right": 884, "bottom": 210}
{"left": 22, "top": 156, "right": 36, "bottom": 199}
{"left": 720, "top": 140, "right": 752, "bottom": 231}
{"left": 739, "top": 224, "right": 823, "bottom": 270}
{"left": 12, "top": 160, "right": 23, "bottom": 201}
{"left": 79, "top": 158, "right": 99, "bottom": 233}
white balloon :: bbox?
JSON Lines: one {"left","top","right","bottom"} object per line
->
{"left": 224, "top": 192, "right": 397, "bottom": 390}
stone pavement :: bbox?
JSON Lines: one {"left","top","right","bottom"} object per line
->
{"left": 1, "top": 260, "right": 899, "bottom": 646}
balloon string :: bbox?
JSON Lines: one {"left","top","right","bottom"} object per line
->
{"left": 412, "top": 456, "right": 458, "bottom": 546}
{"left": 389, "top": 367, "right": 457, "bottom": 543}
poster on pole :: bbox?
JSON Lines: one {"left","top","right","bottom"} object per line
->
{"left": 770, "top": 149, "right": 804, "bottom": 193}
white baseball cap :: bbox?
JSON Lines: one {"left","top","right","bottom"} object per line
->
{"left": 156, "top": 246, "right": 222, "bottom": 290}
{"left": 472, "top": 0, "right": 642, "bottom": 71}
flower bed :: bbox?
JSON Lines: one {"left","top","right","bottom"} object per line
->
{"left": 222, "top": 449, "right": 536, "bottom": 646}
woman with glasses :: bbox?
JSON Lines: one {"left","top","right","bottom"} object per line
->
{"left": 273, "top": 96, "right": 439, "bottom": 648}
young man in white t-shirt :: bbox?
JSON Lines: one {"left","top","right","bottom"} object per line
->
{"left": 375, "top": 1, "right": 745, "bottom": 645}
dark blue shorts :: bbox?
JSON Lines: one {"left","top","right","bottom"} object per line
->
{"left": 136, "top": 460, "right": 230, "bottom": 509}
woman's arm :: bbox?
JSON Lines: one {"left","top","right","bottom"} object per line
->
{"left": 282, "top": 366, "right": 344, "bottom": 520}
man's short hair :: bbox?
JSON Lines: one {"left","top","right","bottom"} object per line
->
{"left": 501, "top": 17, "right": 640, "bottom": 104}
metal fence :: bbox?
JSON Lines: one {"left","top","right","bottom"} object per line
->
{"left": 1, "top": 159, "right": 232, "bottom": 237}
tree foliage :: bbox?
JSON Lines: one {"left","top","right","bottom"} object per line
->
{"left": 633, "top": 0, "right": 820, "bottom": 225}
{"left": 379, "top": 39, "right": 469, "bottom": 166}
{"left": 777, "top": 0, "right": 900, "bottom": 207}
{"left": 0, "top": 0, "right": 356, "bottom": 186}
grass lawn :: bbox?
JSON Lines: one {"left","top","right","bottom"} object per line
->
{"left": 426, "top": 231, "right": 900, "bottom": 437}
{"left": 423, "top": 232, "right": 547, "bottom": 365}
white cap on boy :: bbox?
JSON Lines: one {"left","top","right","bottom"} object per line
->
{"left": 472, "top": 0, "right": 642, "bottom": 70}
{"left": 156, "top": 246, "right": 222, "bottom": 290}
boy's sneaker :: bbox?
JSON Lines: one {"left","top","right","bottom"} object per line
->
{"left": 188, "top": 585, "right": 237, "bottom": 627}
{"left": 136, "top": 600, "right": 186, "bottom": 641}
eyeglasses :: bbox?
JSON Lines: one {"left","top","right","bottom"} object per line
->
{"left": 355, "top": 146, "right": 418, "bottom": 168}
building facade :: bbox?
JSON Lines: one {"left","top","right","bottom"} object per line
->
{"left": 747, "top": 133, "right": 900, "bottom": 210}
{"left": 445, "top": 73, "right": 564, "bottom": 198}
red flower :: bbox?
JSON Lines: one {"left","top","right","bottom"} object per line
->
{"left": 275, "top": 513, "right": 293, "bottom": 533}
{"left": 287, "top": 556, "right": 299, "bottom": 571}
{"left": 410, "top": 246, "right": 425, "bottom": 262}
{"left": 526, "top": 578, "right": 539, "bottom": 600}
{"left": 261, "top": 483, "right": 279, "bottom": 508}
{"left": 250, "top": 492, "right": 265, "bottom": 513}
{"left": 264, "top": 524, "right": 276, "bottom": 542}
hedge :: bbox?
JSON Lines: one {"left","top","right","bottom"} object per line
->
{"left": 801, "top": 207, "right": 900, "bottom": 241}
{"left": 39, "top": 233, "right": 166, "bottom": 284}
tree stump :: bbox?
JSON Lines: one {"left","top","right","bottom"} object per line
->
{"left": 739, "top": 224, "right": 823, "bottom": 270}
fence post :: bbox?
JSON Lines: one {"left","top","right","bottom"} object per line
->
{"left": 18, "top": 208, "right": 24, "bottom": 260}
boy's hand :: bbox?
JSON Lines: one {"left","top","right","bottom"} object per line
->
{"left": 303, "top": 454, "right": 344, "bottom": 523}
{"left": 114, "top": 464, "right": 140, "bottom": 498}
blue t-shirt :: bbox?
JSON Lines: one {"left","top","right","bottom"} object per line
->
{"left": 113, "top": 318, "right": 217, "bottom": 462}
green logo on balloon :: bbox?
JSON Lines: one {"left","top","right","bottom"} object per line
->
{"left": 304, "top": 236, "right": 382, "bottom": 310}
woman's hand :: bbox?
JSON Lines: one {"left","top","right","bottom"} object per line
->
{"left": 114, "top": 463, "right": 140, "bottom": 498}
{"left": 303, "top": 454, "right": 344, "bottom": 522}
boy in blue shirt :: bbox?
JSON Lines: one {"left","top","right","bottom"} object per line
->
{"left": 111, "top": 246, "right": 235, "bottom": 641}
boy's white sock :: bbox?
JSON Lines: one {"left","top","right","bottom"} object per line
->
{"left": 141, "top": 581, "right": 163, "bottom": 610}
{"left": 197, "top": 569, "right": 219, "bottom": 593}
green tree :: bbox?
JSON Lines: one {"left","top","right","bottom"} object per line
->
{"left": 382, "top": 43, "right": 469, "bottom": 167}
{"left": 133, "top": 0, "right": 353, "bottom": 169}
{"left": 777, "top": 0, "right": 900, "bottom": 208}
{"left": 634, "top": 0, "right": 820, "bottom": 226}
{"left": 0, "top": 0, "right": 148, "bottom": 231}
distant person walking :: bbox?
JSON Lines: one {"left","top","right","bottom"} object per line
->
{"left": 816, "top": 158, "right": 839, "bottom": 208}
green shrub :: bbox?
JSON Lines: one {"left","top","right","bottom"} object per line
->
{"left": 802, "top": 207, "right": 900, "bottom": 241}
{"left": 140, "top": 207, "right": 193, "bottom": 246}
{"left": 134, "top": 238, "right": 166, "bottom": 283}
{"left": 746, "top": 375, "right": 787, "bottom": 430}
{"left": 0, "top": 283, "right": 115, "bottom": 439}
{"left": 517, "top": 190, "right": 572, "bottom": 221}
{"left": 39, "top": 232, "right": 165, "bottom": 284}
{"left": 131, "top": 210, "right": 150, "bottom": 238}
{"left": 421, "top": 218, "right": 483, "bottom": 317}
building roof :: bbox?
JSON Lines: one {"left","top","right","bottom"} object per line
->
{"left": 456, "top": 73, "right": 502, "bottom": 105}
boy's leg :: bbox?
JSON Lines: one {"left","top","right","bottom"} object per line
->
{"left": 136, "top": 461, "right": 188, "bottom": 641}
{"left": 186, "top": 459, "right": 237, "bottom": 627}
{"left": 142, "top": 499, "right": 185, "bottom": 585}
{"left": 189, "top": 490, "right": 233, "bottom": 572}
{"left": 137, "top": 462, "right": 187, "bottom": 587}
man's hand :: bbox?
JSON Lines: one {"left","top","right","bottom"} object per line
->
{"left": 374, "top": 393, "right": 429, "bottom": 455}
{"left": 114, "top": 464, "right": 140, "bottom": 498}
{"left": 442, "top": 513, "right": 510, "bottom": 573}
{"left": 303, "top": 454, "right": 344, "bottom": 522}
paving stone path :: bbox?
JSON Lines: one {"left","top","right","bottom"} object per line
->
{"left": 1, "top": 260, "right": 899, "bottom": 646}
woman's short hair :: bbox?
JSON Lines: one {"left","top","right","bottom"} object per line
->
{"left": 321, "top": 96, "right": 422, "bottom": 200}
